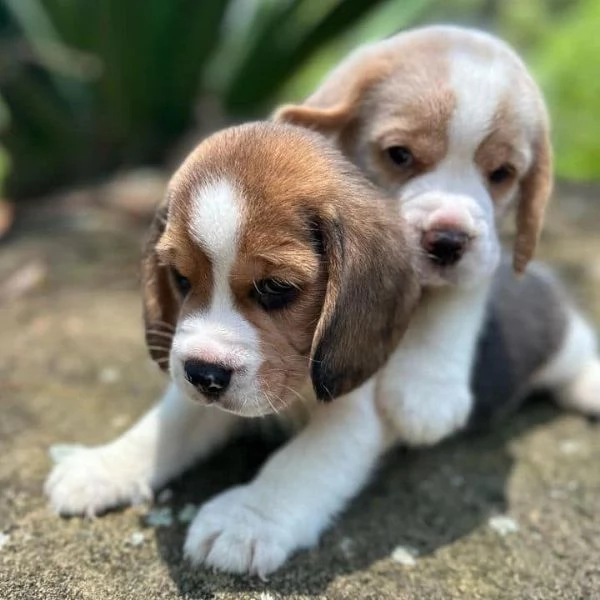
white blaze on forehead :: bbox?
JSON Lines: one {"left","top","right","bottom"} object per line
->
{"left": 447, "top": 47, "right": 509, "bottom": 161}
{"left": 176, "top": 176, "right": 260, "bottom": 372}
{"left": 189, "top": 177, "right": 242, "bottom": 319}
{"left": 190, "top": 178, "right": 241, "bottom": 280}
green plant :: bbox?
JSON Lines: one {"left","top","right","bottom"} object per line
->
{"left": 490, "top": 0, "right": 600, "bottom": 181}
{"left": 1, "top": 0, "right": 432, "bottom": 198}
{"left": 525, "top": 0, "right": 600, "bottom": 181}
{"left": 3, "top": 0, "right": 597, "bottom": 197}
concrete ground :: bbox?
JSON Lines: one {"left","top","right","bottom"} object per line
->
{"left": 1, "top": 182, "right": 599, "bottom": 600}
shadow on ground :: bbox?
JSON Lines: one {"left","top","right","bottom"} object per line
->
{"left": 154, "top": 400, "right": 560, "bottom": 598}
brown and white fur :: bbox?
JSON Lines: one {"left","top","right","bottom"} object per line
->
{"left": 45, "top": 122, "right": 421, "bottom": 577}
{"left": 277, "top": 25, "right": 600, "bottom": 445}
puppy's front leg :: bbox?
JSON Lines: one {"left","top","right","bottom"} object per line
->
{"left": 184, "top": 380, "right": 384, "bottom": 577}
{"left": 45, "top": 382, "right": 240, "bottom": 516}
{"left": 376, "top": 287, "right": 488, "bottom": 447}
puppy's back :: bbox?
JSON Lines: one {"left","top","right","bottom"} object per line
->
{"left": 469, "top": 260, "right": 569, "bottom": 427}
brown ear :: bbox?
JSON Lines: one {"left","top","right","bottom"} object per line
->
{"left": 274, "top": 55, "right": 387, "bottom": 134}
{"left": 309, "top": 205, "right": 420, "bottom": 400}
{"left": 275, "top": 102, "right": 355, "bottom": 133}
{"left": 513, "top": 127, "right": 553, "bottom": 274}
{"left": 141, "top": 205, "right": 179, "bottom": 371}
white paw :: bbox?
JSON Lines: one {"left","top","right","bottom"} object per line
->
{"left": 45, "top": 445, "right": 152, "bottom": 517}
{"left": 386, "top": 389, "right": 472, "bottom": 447}
{"left": 184, "top": 485, "right": 297, "bottom": 578}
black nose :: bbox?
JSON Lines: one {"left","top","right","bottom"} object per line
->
{"left": 183, "top": 360, "right": 232, "bottom": 398}
{"left": 422, "top": 229, "right": 470, "bottom": 267}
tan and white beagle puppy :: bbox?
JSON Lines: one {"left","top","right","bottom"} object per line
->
{"left": 277, "top": 25, "right": 600, "bottom": 444}
{"left": 45, "top": 122, "right": 421, "bottom": 577}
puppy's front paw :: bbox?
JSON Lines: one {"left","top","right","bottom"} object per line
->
{"left": 386, "top": 388, "right": 472, "bottom": 447}
{"left": 184, "top": 485, "right": 296, "bottom": 578}
{"left": 45, "top": 445, "right": 152, "bottom": 517}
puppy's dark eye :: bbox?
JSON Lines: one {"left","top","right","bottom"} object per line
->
{"left": 171, "top": 268, "right": 191, "bottom": 296}
{"left": 251, "top": 279, "right": 299, "bottom": 311}
{"left": 489, "top": 164, "right": 515, "bottom": 184}
{"left": 386, "top": 146, "right": 414, "bottom": 168}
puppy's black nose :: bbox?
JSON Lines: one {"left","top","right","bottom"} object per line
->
{"left": 422, "top": 229, "right": 470, "bottom": 267}
{"left": 184, "top": 360, "right": 232, "bottom": 398}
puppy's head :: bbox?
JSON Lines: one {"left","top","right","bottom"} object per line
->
{"left": 277, "top": 25, "right": 552, "bottom": 287}
{"left": 142, "top": 123, "right": 419, "bottom": 416}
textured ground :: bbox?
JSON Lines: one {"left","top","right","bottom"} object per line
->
{"left": 1, "top": 182, "right": 599, "bottom": 600}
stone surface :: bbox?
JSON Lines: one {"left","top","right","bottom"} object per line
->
{"left": 1, "top": 183, "right": 600, "bottom": 599}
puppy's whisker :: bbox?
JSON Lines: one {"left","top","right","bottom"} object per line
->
{"left": 261, "top": 381, "right": 281, "bottom": 415}
{"left": 265, "top": 393, "right": 280, "bottom": 415}
{"left": 261, "top": 380, "right": 276, "bottom": 409}
{"left": 281, "top": 384, "right": 306, "bottom": 406}
{"left": 267, "top": 369, "right": 305, "bottom": 378}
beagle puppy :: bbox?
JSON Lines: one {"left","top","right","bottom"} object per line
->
{"left": 45, "top": 122, "right": 421, "bottom": 577}
{"left": 277, "top": 25, "right": 600, "bottom": 444}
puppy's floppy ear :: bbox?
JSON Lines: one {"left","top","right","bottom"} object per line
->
{"left": 309, "top": 203, "right": 420, "bottom": 400}
{"left": 275, "top": 101, "right": 355, "bottom": 133}
{"left": 141, "top": 204, "right": 178, "bottom": 371}
{"left": 274, "top": 57, "right": 386, "bottom": 134}
{"left": 513, "top": 124, "right": 553, "bottom": 274}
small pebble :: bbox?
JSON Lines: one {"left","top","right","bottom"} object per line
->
{"left": 49, "top": 444, "right": 84, "bottom": 464}
{"left": 145, "top": 507, "right": 173, "bottom": 527}
{"left": 0, "top": 532, "right": 10, "bottom": 551}
{"left": 98, "top": 367, "right": 121, "bottom": 384}
{"left": 391, "top": 545, "right": 418, "bottom": 566}
{"left": 177, "top": 504, "right": 198, "bottom": 524}
{"left": 127, "top": 531, "right": 145, "bottom": 547}
{"left": 488, "top": 515, "right": 519, "bottom": 536}
{"left": 559, "top": 439, "right": 581, "bottom": 455}
{"left": 259, "top": 593, "right": 275, "bottom": 600}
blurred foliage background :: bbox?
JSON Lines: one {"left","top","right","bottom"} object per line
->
{"left": 0, "top": 0, "right": 598, "bottom": 200}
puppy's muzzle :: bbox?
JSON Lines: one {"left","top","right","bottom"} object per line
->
{"left": 422, "top": 229, "right": 471, "bottom": 267}
{"left": 184, "top": 360, "right": 233, "bottom": 399}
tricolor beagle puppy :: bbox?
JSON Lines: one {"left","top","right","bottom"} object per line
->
{"left": 46, "top": 122, "right": 421, "bottom": 577}
{"left": 277, "top": 25, "right": 600, "bottom": 445}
